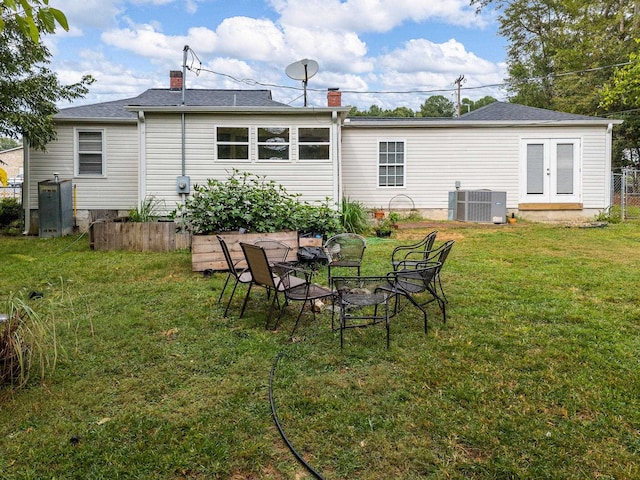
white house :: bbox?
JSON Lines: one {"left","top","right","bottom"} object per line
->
{"left": 24, "top": 71, "right": 620, "bottom": 233}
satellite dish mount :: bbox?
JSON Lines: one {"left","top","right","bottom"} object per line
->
{"left": 286, "top": 58, "right": 319, "bottom": 107}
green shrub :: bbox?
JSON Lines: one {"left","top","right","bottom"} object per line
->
{"left": 171, "top": 170, "right": 342, "bottom": 236}
{"left": 0, "top": 198, "right": 23, "bottom": 234}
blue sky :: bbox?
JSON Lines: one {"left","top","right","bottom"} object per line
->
{"left": 48, "top": 0, "right": 507, "bottom": 110}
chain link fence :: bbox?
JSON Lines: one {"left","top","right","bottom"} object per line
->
{"left": 612, "top": 167, "right": 640, "bottom": 220}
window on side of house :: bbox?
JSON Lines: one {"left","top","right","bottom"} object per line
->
{"left": 216, "top": 126, "right": 249, "bottom": 161}
{"left": 378, "top": 140, "right": 405, "bottom": 187}
{"left": 258, "top": 127, "right": 289, "bottom": 161}
{"left": 76, "top": 129, "right": 105, "bottom": 176}
{"left": 298, "top": 127, "right": 330, "bottom": 160}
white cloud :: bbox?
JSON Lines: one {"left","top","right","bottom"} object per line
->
{"left": 270, "top": 0, "right": 483, "bottom": 33}
{"left": 379, "top": 38, "right": 498, "bottom": 75}
{"left": 54, "top": 0, "right": 123, "bottom": 30}
{"left": 214, "top": 17, "right": 286, "bottom": 61}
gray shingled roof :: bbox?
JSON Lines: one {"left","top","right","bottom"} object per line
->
{"left": 458, "top": 101, "right": 607, "bottom": 121}
{"left": 55, "top": 89, "right": 289, "bottom": 120}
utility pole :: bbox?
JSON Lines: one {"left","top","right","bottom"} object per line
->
{"left": 454, "top": 75, "right": 465, "bottom": 117}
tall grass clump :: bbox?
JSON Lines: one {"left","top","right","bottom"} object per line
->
{"left": 340, "top": 196, "right": 369, "bottom": 234}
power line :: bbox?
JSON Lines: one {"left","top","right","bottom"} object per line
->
{"left": 183, "top": 47, "right": 637, "bottom": 99}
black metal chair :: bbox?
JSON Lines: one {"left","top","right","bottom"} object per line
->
{"left": 381, "top": 261, "right": 443, "bottom": 332}
{"left": 391, "top": 230, "right": 438, "bottom": 270}
{"left": 332, "top": 276, "right": 393, "bottom": 349}
{"left": 239, "top": 242, "right": 322, "bottom": 332}
{"left": 216, "top": 235, "right": 253, "bottom": 317}
{"left": 324, "top": 233, "right": 367, "bottom": 283}
{"left": 425, "top": 239, "right": 455, "bottom": 309}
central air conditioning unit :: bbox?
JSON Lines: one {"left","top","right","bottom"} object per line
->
{"left": 449, "top": 190, "right": 507, "bottom": 224}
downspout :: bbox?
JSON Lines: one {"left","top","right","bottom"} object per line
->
{"left": 22, "top": 145, "right": 30, "bottom": 234}
{"left": 138, "top": 111, "right": 146, "bottom": 206}
{"left": 605, "top": 123, "right": 613, "bottom": 212}
{"left": 181, "top": 45, "right": 187, "bottom": 176}
{"left": 332, "top": 110, "right": 341, "bottom": 208}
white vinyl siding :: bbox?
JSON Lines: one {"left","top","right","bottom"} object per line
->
{"left": 143, "top": 113, "right": 337, "bottom": 207}
{"left": 341, "top": 125, "right": 607, "bottom": 213}
{"left": 28, "top": 123, "right": 138, "bottom": 209}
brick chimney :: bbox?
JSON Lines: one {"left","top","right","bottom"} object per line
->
{"left": 327, "top": 88, "right": 341, "bottom": 107}
{"left": 170, "top": 70, "right": 183, "bottom": 91}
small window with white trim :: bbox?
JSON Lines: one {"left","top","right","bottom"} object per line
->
{"left": 216, "top": 126, "right": 249, "bottom": 161}
{"left": 258, "top": 127, "right": 289, "bottom": 161}
{"left": 76, "top": 129, "right": 105, "bottom": 176}
{"left": 378, "top": 140, "right": 404, "bottom": 187}
{"left": 298, "top": 127, "right": 330, "bottom": 160}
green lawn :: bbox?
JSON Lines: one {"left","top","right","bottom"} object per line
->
{"left": 1, "top": 221, "right": 639, "bottom": 479}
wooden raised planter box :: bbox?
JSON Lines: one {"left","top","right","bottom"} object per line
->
{"left": 90, "top": 220, "right": 191, "bottom": 252}
{"left": 191, "top": 230, "right": 300, "bottom": 272}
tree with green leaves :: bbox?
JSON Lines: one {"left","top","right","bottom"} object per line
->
{"left": 471, "top": 0, "right": 640, "bottom": 167}
{"left": 0, "top": 0, "right": 68, "bottom": 42}
{"left": 0, "top": 17, "right": 93, "bottom": 150}
{"left": 419, "top": 95, "right": 455, "bottom": 117}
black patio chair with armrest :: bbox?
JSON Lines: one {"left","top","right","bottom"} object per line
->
{"left": 216, "top": 235, "right": 253, "bottom": 317}
{"left": 379, "top": 261, "right": 443, "bottom": 332}
{"left": 425, "top": 239, "right": 455, "bottom": 308}
{"left": 273, "top": 264, "right": 334, "bottom": 337}
{"left": 324, "top": 233, "right": 367, "bottom": 283}
{"left": 391, "top": 230, "right": 438, "bottom": 270}
{"left": 238, "top": 242, "right": 308, "bottom": 329}
{"left": 332, "top": 276, "right": 394, "bottom": 349}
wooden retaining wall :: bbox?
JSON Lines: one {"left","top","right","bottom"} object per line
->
{"left": 191, "top": 231, "right": 300, "bottom": 272}
{"left": 90, "top": 220, "right": 191, "bottom": 252}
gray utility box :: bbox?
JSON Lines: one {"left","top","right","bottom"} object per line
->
{"left": 449, "top": 190, "right": 507, "bottom": 224}
{"left": 38, "top": 179, "right": 74, "bottom": 237}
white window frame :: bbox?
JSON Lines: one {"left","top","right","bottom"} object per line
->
{"left": 297, "top": 127, "right": 331, "bottom": 162}
{"left": 257, "top": 126, "right": 290, "bottom": 162}
{"left": 519, "top": 138, "right": 581, "bottom": 203}
{"left": 75, "top": 128, "right": 106, "bottom": 177}
{"left": 215, "top": 126, "right": 250, "bottom": 162}
{"left": 378, "top": 139, "right": 405, "bottom": 188}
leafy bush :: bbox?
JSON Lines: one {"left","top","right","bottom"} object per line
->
{"left": 0, "top": 198, "right": 23, "bottom": 234}
{"left": 171, "top": 170, "right": 342, "bottom": 236}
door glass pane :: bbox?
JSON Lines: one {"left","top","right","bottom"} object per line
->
{"left": 556, "top": 143, "right": 574, "bottom": 195}
{"left": 527, "top": 144, "right": 544, "bottom": 194}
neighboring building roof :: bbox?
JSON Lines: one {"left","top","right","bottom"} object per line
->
{"left": 55, "top": 89, "right": 290, "bottom": 121}
{"left": 344, "top": 101, "right": 620, "bottom": 127}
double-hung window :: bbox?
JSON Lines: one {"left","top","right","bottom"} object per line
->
{"left": 76, "top": 129, "right": 105, "bottom": 176}
{"left": 258, "top": 127, "right": 289, "bottom": 161}
{"left": 378, "top": 140, "right": 405, "bottom": 187}
{"left": 298, "top": 127, "right": 330, "bottom": 160}
{"left": 216, "top": 127, "right": 249, "bottom": 161}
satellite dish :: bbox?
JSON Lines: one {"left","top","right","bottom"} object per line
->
{"left": 285, "top": 58, "right": 319, "bottom": 107}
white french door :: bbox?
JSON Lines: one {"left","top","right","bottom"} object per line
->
{"left": 520, "top": 138, "right": 581, "bottom": 203}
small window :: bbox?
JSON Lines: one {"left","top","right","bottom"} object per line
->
{"left": 216, "top": 127, "right": 249, "bottom": 161}
{"left": 258, "top": 127, "right": 289, "bottom": 160}
{"left": 77, "top": 130, "right": 104, "bottom": 175}
{"left": 298, "top": 127, "right": 330, "bottom": 160}
{"left": 378, "top": 141, "right": 404, "bottom": 187}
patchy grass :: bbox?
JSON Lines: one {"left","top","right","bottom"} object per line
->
{"left": 1, "top": 221, "right": 640, "bottom": 479}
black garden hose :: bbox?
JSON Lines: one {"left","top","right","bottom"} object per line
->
{"left": 269, "top": 350, "right": 325, "bottom": 480}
